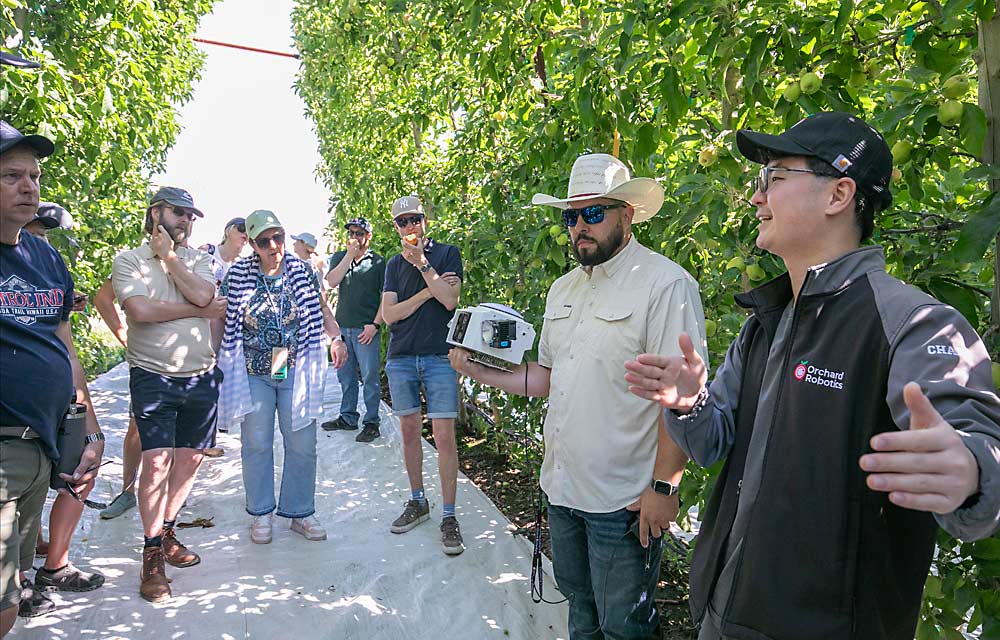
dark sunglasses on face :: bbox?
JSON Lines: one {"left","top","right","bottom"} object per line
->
{"left": 394, "top": 214, "right": 424, "bottom": 228}
{"left": 253, "top": 231, "right": 285, "bottom": 248}
{"left": 348, "top": 229, "right": 368, "bottom": 238}
{"left": 167, "top": 206, "right": 196, "bottom": 221}
{"left": 233, "top": 223, "right": 246, "bottom": 233}
{"left": 562, "top": 203, "right": 627, "bottom": 228}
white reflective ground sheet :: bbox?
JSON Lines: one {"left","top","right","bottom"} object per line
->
{"left": 12, "top": 363, "right": 568, "bottom": 640}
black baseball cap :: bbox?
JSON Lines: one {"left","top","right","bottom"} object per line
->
{"left": 736, "top": 111, "right": 893, "bottom": 213}
{"left": 0, "top": 51, "right": 40, "bottom": 69}
{"left": 34, "top": 202, "right": 73, "bottom": 230}
{"left": 344, "top": 217, "right": 372, "bottom": 233}
{"left": 0, "top": 121, "right": 55, "bottom": 157}
{"left": 225, "top": 216, "right": 246, "bottom": 231}
{"left": 149, "top": 186, "right": 204, "bottom": 218}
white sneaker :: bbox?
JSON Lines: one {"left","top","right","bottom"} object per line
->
{"left": 251, "top": 513, "right": 273, "bottom": 544}
{"left": 290, "top": 515, "right": 327, "bottom": 541}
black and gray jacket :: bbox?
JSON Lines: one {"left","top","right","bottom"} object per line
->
{"left": 666, "top": 246, "right": 1000, "bottom": 640}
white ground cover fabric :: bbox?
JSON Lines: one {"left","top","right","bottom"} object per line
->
{"left": 11, "top": 363, "right": 568, "bottom": 639}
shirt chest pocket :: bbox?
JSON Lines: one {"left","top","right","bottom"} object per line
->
{"left": 591, "top": 301, "right": 642, "bottom": 353}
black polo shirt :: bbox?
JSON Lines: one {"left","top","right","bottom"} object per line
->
{"left": 384, "top": 238, "right": 462, "bottom": 357}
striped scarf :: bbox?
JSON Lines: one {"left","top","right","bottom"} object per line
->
{"left": 217, "top": 252, "right": 326, "bottom": 431}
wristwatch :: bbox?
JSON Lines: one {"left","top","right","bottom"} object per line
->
{"left": 418, "top": 263, "right": 433, "bottom": 273}
{"left": 652, "top": 479, "right": 679, "bottom": 497}
{"left": 84, "top": 432, "right": 105, "bottom": 444}
{"left": 332, "top": 335, "right": 345, "bottom": 343}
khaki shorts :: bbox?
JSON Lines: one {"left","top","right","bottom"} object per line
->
{"left": 0, "top": 438, "right": 52, "bottom": 611}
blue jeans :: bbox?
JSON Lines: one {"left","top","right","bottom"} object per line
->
{"left": 385, "top": 354, "right": 458, "bottom": 419}
{"left": 548, "top": 502, "right": 663, "bottom": 640}
{"left": 241, "top": 373, "right": 317, "bottom": 518}
{"left": 336, "top": 327, "right": 382, "bottom": 426}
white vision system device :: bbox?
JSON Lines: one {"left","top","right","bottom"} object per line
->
{"left": 446, "top": 303, "right": 536, "bottom": 371}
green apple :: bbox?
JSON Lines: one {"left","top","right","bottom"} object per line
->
{"left": 890, "top": 78, "right": 913, "bottom": 102}
{"left": 782, "top": 82, "right": 801, "bottom": 102}
{"left": 698, "top": 146, "right": 718, "bottom": 167}
{"left": 938, "top": 100, "right": 964, "bottom": 127}
{"left": 704, "top": 319, "right": 717, "bottom": 338}
{"left": 746, "top": 264, "right": 766, "bottom": 281}
{"left": 556, "top": 234, "right": 569, "bottom": 246}
{"left": 549, "top": 224, "right": 562, "bottom": 238}
{"left": 891, "top": 167, "right": 903, "bottom": 183}
{"left": 799, "top": 72, "right": 822, "bottom": 95}
{"left": 891, "top": 140, "right": 913, "bottom": 165}
{"left": 942, "top": 75, "right": 970, "bottom": 100}
{"left": 544, "top": 121, "right": 560, "bottom": 137}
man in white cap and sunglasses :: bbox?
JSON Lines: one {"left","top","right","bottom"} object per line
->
{"left": 624, "top": 112, "right": 1000, "bottom": 640}
{"left": 450, "top": 153, "right": 707, "bottom": 638}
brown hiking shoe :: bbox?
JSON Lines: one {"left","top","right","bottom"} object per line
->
{"left": 440, "top": 516, "right": 465, "bottom": 556}
{"left": 390, "top": 499, "right": 430, "bottom": 533}
{"left": 162, "top": 528, "right": 200, "bottom": 568}
{"left": 140, "top": 547, "right": 171, "bottom": 603}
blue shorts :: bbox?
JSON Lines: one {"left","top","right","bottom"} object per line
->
{"left": 130, "top": 366, "right": 223, "bottom": 451}
{"left": 385, "top": 355, "right": 459, "bottom": 419}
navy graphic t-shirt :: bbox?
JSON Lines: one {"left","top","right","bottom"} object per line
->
{"left": 0, "top": 231, "right": 75, "bottom": 460}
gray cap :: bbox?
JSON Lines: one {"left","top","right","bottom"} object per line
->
{"left": 34, "top": 202, "right": 73, "bottom": 230}
{"left": 390, "top": 196, "right": 423, "bottom": 219}
{"left": 291, "top": 232, "right": 318, "bottom": 249}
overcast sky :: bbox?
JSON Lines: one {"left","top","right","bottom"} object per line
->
{"left": 152, "top": 0, "right": 334, "bottom": 253}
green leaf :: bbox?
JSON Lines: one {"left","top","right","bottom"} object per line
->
{"left": 973, "top": 538, "right": 1000, "bottom": 561}
{"left": 833, "top": 0, "right": 853, "bottom": 41}
{"left": 927, "top": 278, "right": 979, "bottom": 327}
{"left": 952, "top": 195, "right": 1000, "bottom": 263}
{"left": 960, "top": 104, "right": 987, "bottom": 157}
{"left": 635, "top": 122, "right": 657, "bottom": 159}
{"left": 964, "top": 165, "right": 1000, "bottom": 182}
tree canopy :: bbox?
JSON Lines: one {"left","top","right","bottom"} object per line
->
{"left": 292, "top": 0, "right": 1000, "bottom": 636}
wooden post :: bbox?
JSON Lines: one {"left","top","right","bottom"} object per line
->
{"left": 979, "top": 8, "right": 1000, "bottom": 342}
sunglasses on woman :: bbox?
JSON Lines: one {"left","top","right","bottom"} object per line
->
{"left": 253, "top": 231, "right": 285, "bottom": 248}
{"left": 561, "top": 203, "right": 627, "bottom": 228}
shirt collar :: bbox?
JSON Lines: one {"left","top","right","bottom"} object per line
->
{"left": 589, "top": 235, "right": 639, "bottom": 280}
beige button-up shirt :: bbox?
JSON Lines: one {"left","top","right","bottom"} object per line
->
{"left": 538, "top": 237, "right": 707, "bottom": 513}
{"left": 112, "top": 242, "right": 217, "bottom": 377}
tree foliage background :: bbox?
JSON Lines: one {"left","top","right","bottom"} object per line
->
{"left": 292, "top": 0, "right": 1000, "bottom": 636}
{"left": 1, "top": 0, "right": 216, "bottom": 371}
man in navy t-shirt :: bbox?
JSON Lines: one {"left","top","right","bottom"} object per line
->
{"left": 0, "top": 121, "right": 105, "bottom": 635}
{"left": 380, "top": 196, "right": 466, "bottom": 555}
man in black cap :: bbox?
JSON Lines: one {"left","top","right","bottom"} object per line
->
{"left": 1, "top": 121, "right": 105, "bottom": 634}
{"left": 624, "top": 112, "right": 1000, "bottom": 640}
{"left": 323, "top": 217, "right": 386, "bottom": 442}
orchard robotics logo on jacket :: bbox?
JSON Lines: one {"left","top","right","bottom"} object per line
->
{"left": 0, "top": 275, "right": 66, "bottom": 326}
{"left": 792, "top": 360, "right": 845, "bottom": 390}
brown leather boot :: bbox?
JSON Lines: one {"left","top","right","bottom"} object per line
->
{"left": 140, "top": 546, "right": 171, "bottom": 603}
{"left": 162, "top": 528, "right": 200, "bottom": 568}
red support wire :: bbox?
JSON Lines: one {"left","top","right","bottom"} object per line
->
{"left": 193, "top": 37, "right": 300, "bottom": 59}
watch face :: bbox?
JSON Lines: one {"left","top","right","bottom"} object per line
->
{"left": 653, "top": 480, "right": 678, "bottom": 496}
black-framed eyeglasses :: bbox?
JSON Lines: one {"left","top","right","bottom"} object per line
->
{"left": 755, "top": 166, "right": 825, "bottom": 194}
{"left": 562, "top": 203, "right": 627, "bottom": 228}
{"left": 394, "top": 214, "right": 424, "bottom": 228}
{"left": 348, "top": 229, "right": 368, "bottom": 238}
{"left": 253, "top": 231, "right": 285, "bottom": 248}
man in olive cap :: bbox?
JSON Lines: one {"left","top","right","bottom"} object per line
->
{"left": 112, "top": 186, "right": 225, "bottom": 603}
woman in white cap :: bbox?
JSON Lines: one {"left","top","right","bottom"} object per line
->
{"left": 215, "top": 210, "right": 347, "bottom": 544}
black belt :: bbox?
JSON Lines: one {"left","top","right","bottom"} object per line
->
{"left": 0, "top": 426, "right": 41, "bottom": 439}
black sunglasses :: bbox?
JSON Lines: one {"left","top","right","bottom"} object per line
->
{"left": 232, "top": 223, "right": 246, "bottom": 233}
{"left": 394, "top": 214, "right": 424, "bottom": 228}
{"left": 562, "top": 203, "right": 627, "bottom": 228}
{"left": 348, "top": 229, "right": 368, "bottom": 238}
{"left": 253, "top": 231, "right": 285, "bottom": 248}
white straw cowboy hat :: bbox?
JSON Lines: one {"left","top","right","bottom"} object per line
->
{"left": 531, "top": 153, "right": 665, "bottom": 223}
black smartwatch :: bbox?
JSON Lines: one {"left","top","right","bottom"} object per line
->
{"left": 652, "top": 479, "right": 679, "bottom": 497}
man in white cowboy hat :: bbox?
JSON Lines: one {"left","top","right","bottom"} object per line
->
{"left": 450, "top": 153, "right": 707, "bottom": 639}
